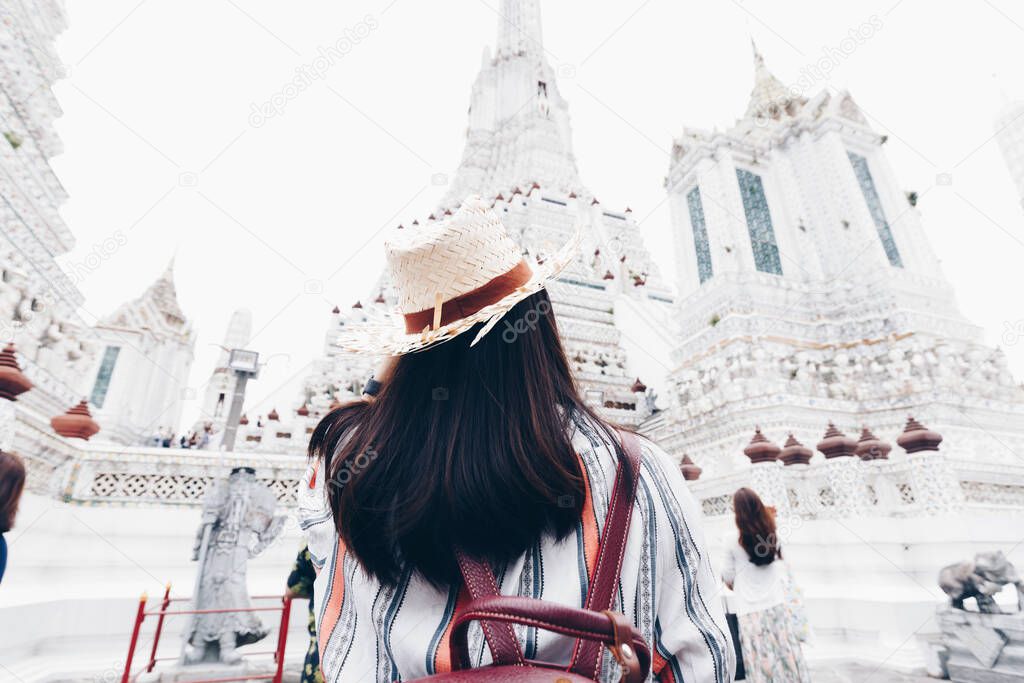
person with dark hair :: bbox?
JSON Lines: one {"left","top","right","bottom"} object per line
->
{"left": 298, "top": 196, "right": 733, "bottom": 682}
{"left": 0, "top": 451, "right": 27, "bottom": 584}
{"left": 722, "top": 487, "right": 809, "bottom": 682}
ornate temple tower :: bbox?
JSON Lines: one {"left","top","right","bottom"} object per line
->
{"left": 83, "top": 261, "right": 196, "bottom": 444}
{"left": 995, "top": 97, "right": 1024, "bottom": 209}
{"left": 303, "top": 302, "right": 377, "bottom": 417}
{"left": 304, "top": 0, "right": 674, "bottom": 425}
{"left": 649, "top": 44, "right": 1024, "bottom": 474}
{"left": 195, "top": 308, "right": 253, "bottom": 432}
{"left": 0, "top": 0, "right": 96, "bottom": 416}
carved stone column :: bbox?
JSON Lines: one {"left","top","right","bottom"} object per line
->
{"left": 780, "top": 434, "right": 816, "bottom": 517}
{"left": 856, "top": 425, "right": 900, "bottom": 512}
{"left": 817, "top": 422, "right": 865, "bottom": 517}
{"left": 898, "top": 416, "right": 960, "bottom": 514}
{"left": 744, "top": 427, "right": 788, "bottom": 514}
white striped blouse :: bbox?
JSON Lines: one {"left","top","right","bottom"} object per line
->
{"left": 298, "top": 416, "right": 735, "bottom": 682}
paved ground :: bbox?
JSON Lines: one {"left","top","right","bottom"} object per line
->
{"left": 809, "top": 661, "right": 938, "bottom": 682}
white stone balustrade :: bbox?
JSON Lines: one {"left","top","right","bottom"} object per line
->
{"left": 11, "top": 404, "right": 306, "bottom": 507}
{"left": 689, "top": 450, "right": 1024, "bottom": 521}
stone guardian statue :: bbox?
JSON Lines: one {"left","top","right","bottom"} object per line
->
{"left": 183, "top": 467, "right": 286, "bottom": 665}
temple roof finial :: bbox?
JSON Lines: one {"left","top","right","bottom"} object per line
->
{"left": 751, "top": 36, "right": 764, "bottom": 69}
{"left": 744, "top": 39, "right": 805, "bottom": 121}
{"left": 141, "top": 257, "right": 187, "bottom": 328}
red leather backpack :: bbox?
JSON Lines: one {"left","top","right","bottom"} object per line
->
{"left": 409, "top": 431, "right": 651, "bottom": 683}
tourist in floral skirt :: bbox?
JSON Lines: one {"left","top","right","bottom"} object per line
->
{"left": 722, "top": 488, "right": 810, "bottom": 682}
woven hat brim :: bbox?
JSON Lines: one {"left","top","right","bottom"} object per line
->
{"left": 334, "top": 225, "right": 582, "bottom": 356}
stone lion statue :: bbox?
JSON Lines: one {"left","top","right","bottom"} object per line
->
{"left": 938, "top": 550, "right": 1024, "bottom": 613}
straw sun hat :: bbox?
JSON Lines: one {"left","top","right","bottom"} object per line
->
{"left": 336, "top": 194, "right": 580, "bottom": 355}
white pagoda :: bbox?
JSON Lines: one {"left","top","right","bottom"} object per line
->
{"left": 84, "top": 260, "right": 196, "bottom": 444}
{"left": 0, "top": 2, "right": 200, "bottom": 446}
{"left": 195, "top": 307, "right": 253, "bottom": 431}
{"left": 646, "top": 43, "right": 1024, "bottom": 476}
{"left": 303, "top": 0, "right": 675, "bottom": 425}
{"left": 0, "top": 0, "right": 94, "bottom": 417}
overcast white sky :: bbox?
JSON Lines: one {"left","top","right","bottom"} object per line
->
{"left": 49, "top": 0, "right": 1024, "bottom": 429}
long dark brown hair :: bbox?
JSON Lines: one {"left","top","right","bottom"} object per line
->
{"left": 0, "top": 451, "right": 26, "bottom": 534}
{"left": 733, "top": 487, "right": 781, "bottom": 566}
{"left": 309, "top": 289, "right": 617, "bottom": 587}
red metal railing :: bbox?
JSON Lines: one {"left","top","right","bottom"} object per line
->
{"left": 121, "top": 585, "right": 293, "bottom": 683}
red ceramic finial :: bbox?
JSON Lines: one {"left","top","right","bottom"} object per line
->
{"left": 896, "top": 416, "right": 943, "bottom": 454}
{"left": 296, "top": 403, "right": 310, "bottom": 417}
{"left": 743, "top": 427, "right": 781, "bottom": 463}
{"left": 267, "top": 407, "right": 280, "bottom": 421}
{"left": 630, "top": 378, "right": 647, "bottom": 393}
{"left": 239, "top": 414, "right": 249, "bottom": 426}
{"left": 0, "top": 343, "right": 32, "bottom": 401}
{"left": 855, "top": 426, "right": 892, "bottom": 461}
{"left": 816, "top": 422, "right": 857, "bottom": 459}
{"left": 51, "top": 400, "right": 100, "bottom": 440}
{"left": 780, "top": 433, "right": 813, "bottom": 466}
{"left": 680, "top": 454, "right": 702, "bottom": 481}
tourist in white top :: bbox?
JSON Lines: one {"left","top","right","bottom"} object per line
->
{"left": 721, "top": 533, "right": 787, "bottom": 616}
{"left": 721, "top": 487, "right": 809, "bottom": 683}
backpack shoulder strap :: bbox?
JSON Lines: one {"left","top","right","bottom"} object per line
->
{"left": 454, "top": 429, "right": 644, "bottom": 675}
{"left": 568, "top": 428, "right": 644, "bottom": 678}
{"left": 455, "top": 550, "right": 525, "bottom": 666}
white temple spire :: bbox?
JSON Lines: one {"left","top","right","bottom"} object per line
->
{"left": 751, "top": 37, "right": 764, "bottom": 69}
{"left": 744, "top": 39, "right": 804, "bottom": 120}
{"left": 161, "top": 255, "right": 176, "bottom": 282}
{"left": 495, "top": 0, "right": 544, "bottom": 61}
{"left": 139, "top": 258, "right": 187, "bottom": 330}
{"left": 442, "top": 0, "right": 584, "bottom": 203}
